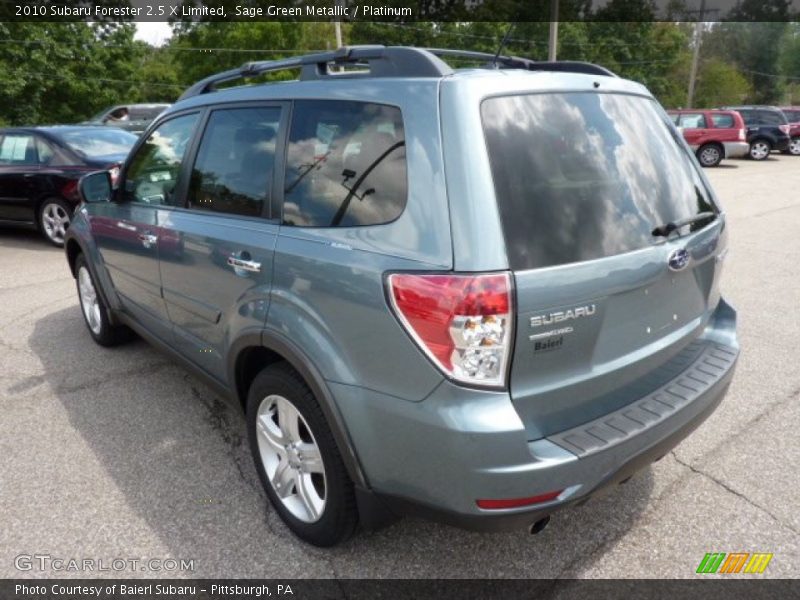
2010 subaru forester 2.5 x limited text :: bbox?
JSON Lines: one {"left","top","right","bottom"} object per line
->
{"left": 64, "top": 46, "right": 739, "bottom": 547}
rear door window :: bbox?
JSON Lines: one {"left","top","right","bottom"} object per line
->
{"left": 187, "top": 106, "right": 281, "bottom": 218}
{"left": 0, "top": 135, "right": 37, "bottom": 166}
{"left": 481, "top": 92, "right": 717, "bottom": 271}
{"left": 710, "top": 114, "right": 735, "bottom": 128}
{"left": 282, "top": 100, "right": 407, "bottom": 227}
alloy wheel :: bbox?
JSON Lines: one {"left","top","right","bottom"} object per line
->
{"left": 750, "top": 141, "right": 770, "bottom": 160}
{"left": 699, "top": 146, "right": 721, "bottom": 166}
{"left": 41, "top": 202, "right": 70, "bottom": 244}
{"left": 255, "top": 394, "right": 327, "bottom": 523}
{"left": 77, "top": 266, "right": 102, "bottom": 335}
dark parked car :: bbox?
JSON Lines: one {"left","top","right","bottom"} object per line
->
{"left": 778, "top": 106, "right": 800, "bottom": 155}
{"left": 719, "top": 105, "right": 791, "bottom": 160}
{"left": 85, "top": 104, "right": 170, "bottom": 135}
{"left": 0, "top": 126, "right": 137, "bottom": 245}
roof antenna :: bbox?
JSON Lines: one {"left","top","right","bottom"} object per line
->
{"left": 492, "top": 24, "right": 515, "bottom": 68}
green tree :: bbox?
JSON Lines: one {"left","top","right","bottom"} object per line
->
{"left": 694, "top": 59, "right": 752, "bottom": 107}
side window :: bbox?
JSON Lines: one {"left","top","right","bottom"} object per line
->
{"left": 0, "top": 135, "right": 37, "bottom": 166}
{"left": 187, "top": 107, "right": 280, "bottom": 217}
{"left": 283, "top": 100, "right": 407, "bottom": 227}
{"left": 738, "top": 110, "right": 755, "bottom": 125}
{"left": 710, "top": 114, "right": 734, "bottom": 128}
{"left": 35, "top": 137, "right": 71, "bottom": 167}
{"left": 123, "top": 113, "right": 198, "bottom": 206}
{"left": 678, "top": 113, "right": 706, "bottom": 128}
{"left": 759, "top": 111, "right": 783, "bottom": 126}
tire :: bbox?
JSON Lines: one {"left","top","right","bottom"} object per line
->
{"left": 697, "top": 144, "right": 722, "bottom": 167}
{"left": 74, "top": 254, "right": 133, "bottom": 347}
{"left": 749, "top": 139, "right": 771, "bottom": 161}
{"left": 787, "top": 138, "right": 800, "bottom": 156}
{"left": 38, "top": 198, "right": 73, "bottom": 247}
{"left": 246, "top": 362, "right": 357, "bottom": 547}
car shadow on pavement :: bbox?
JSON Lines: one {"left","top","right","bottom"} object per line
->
{"left": 29, "top": 306, "right": 656, "bottom": 579}
{"left": 0, "top": 227, "right": 50, "bottom": 249}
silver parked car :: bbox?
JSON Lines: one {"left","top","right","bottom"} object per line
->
{"left": 65, "top": 46, "right": 738, "bottom": 546}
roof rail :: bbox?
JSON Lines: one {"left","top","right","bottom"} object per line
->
{"left": 178, "top": 45, "right": 454, "bottom": 100}
{"left": 424, "top": 48, "right": 617, "bottom": 78}
{"left": 177, "top": 45, "right": 617, "bottom": 101}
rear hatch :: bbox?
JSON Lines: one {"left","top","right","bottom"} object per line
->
{"left": 481, "top": 91, "right": 727, "bottom": 439}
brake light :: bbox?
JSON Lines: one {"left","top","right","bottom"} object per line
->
{"left": 738, "top": 128, "right": 746, "bottom": 141}
{"left": 387, "top": 272, "right": 513, "bottom": 387}
{"left": 779, "top": 124, "right": 790, "bottom": 135}
{"left": 477, "top": 489, "right": 564, "bottom": 510}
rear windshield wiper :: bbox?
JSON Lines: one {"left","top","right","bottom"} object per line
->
{"left": 651, "top": 212, "right": 717, "bottom": 238}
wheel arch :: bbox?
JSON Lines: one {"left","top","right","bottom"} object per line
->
{"left": 229, "top": 330, "right": 368, "bottom": 489}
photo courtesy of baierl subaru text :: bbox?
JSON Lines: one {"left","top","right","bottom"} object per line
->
{"left": 0, "top": 1, "right": 798, "bottom": 599}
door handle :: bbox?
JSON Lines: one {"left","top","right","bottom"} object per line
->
{"left": 227, "top": 256, "right": 261, "bottom": 273}
{"left": 138, "top": 232, "right": 158, "bottom": 249}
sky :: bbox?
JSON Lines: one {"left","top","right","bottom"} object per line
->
{"left": 134, "top": 22, "right": 174, "bottom": 46}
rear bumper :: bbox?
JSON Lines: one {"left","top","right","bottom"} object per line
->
{"left": 336, "top": 300, "right": 738, "bottom": 532}
{"left": 723, "top": 141, "right": 750, "bottom": 159}
{"left": 775, "top": 137, "right": 791, "bottom": 152}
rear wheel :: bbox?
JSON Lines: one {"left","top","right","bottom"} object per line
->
{"left": 787, "top": 138, "right": 800, "bottom": 156}
{"left": 39, "top": 198, "right": 72, "bottom": 247}
{"left": 749, "top": 139, "right": 771, "bottom": 161}
{"left": 247, "top": 363, "right": 357, "bottom": 546}
{"left": 697, "top": 144, "right": 722, "bottom": 167}
{"left": 75, "top": 254, "right": 132, "bottom": 346}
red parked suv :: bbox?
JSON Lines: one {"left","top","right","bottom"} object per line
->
{"left": 668, "top": 109, "right": 748, "bottom": 167}
{"left": 779, "top": 107, "right": 800, "bottom": 155}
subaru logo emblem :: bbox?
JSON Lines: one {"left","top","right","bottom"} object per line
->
{"left": 668, "top": 248, "right": 690, "bottom": 271}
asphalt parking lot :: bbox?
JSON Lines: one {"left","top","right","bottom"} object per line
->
{"left": 1, "top": 155, "right": 799, "bottom": 580}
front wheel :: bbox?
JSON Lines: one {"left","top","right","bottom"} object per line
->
{"left": 39, "top": 198, "right": 72, "bottom": 246}
{"left": 75, "top": 254, "right": 133, "bottom": 346}
{"left": 749, "top": 140, "right": 771, "bottom": 161}
{"left": 697, "top": 144, "right": 722, "bottom": 167}
{"left": 247, "top": 363, "right": 357, "bottom": 547}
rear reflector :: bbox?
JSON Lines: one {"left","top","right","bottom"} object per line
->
{"left": 476, "top": 489, "right": 564, "bottom": 510}
{"left": 387, "top": 272, "right": 512, "bottom": 387}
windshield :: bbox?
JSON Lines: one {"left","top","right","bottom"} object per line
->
{"left": 56, "top": 129, "right": 138, "bottom": 160}
{"left": 481, "top": 92, "right": 718, "bottom": 271}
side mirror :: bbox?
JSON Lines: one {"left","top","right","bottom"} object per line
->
{"left": 78, "top": 171, "right": 112, "bottom": 204}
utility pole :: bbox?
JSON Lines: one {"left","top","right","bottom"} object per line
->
{"left": 334, "top": 0, "right": 343, "bottom": 49}
{"left": 548, "top": 0, "right": 559, "bottom": 62}
{"left": 686, "top": 0, "right": 705, "bottom": 108}
{"left": 685, "top": 0, "right": 718, "bottom": 108}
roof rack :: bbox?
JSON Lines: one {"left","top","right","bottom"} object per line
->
{"left": 178, "top": 46, "right": 454, "bottom": 100}
{"left": 178, "top": 45, "right": 616, "bottom": 101}
{"left": 424, "top": 48, "right": 617, "bottom": 77}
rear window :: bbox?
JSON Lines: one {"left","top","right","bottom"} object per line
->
{"left": 711, "top": 113, "right": 735, "bottom": 128}
{"left": 784, "top": 109, "right": 800, "bottom": 122}
{"left": 759, "top": 110, "right": 788, "bottom": 126}
{"left": 481, "top": 92, "right": 717, "bottom": 271}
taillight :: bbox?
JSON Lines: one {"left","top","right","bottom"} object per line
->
{"left": 738, "top": 128, "right": 746, "bottom": 141}
{"left": 779, "top": 124, "right": 790, "bottom": 135}
{"left": 387, "top": 272, "right": 513, "bottom": 387}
